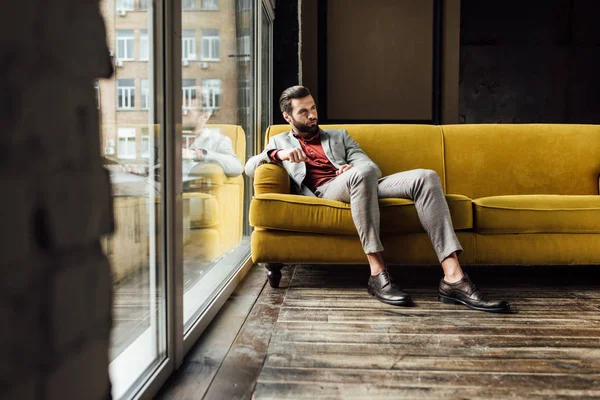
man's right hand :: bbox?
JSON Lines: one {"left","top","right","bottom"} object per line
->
{"left": 277, "top": 148, "right": 307, "bottom": 163}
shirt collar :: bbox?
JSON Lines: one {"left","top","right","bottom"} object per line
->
{"left": 293, "top": 130, "right": 321, "bottom": 143}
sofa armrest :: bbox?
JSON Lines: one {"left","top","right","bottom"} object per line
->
{"left": 253, "top": 163, "right": 290, "bottom": 195}
{"left": 184, "top": 162, "right": 225, "bottom": 192}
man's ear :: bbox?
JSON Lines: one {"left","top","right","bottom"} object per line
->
{"left": 282, "top": 112, "right": 292, "bottom": 124}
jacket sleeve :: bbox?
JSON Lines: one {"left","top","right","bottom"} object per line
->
{"left": 342, "top": 130, "right": 382, "bottom": 178}
{"left": 244, "top": 137, "right": 280, "bottom": 178}
{"left": 204, "top": 135, "right": 244, "bottom": 177}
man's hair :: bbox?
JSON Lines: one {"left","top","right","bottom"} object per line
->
{"left": 279, "top": 85, "right": 311, "bottom": 114}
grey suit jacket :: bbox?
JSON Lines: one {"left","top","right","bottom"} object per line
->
{"left": 244, "top": 129, "right": 382, "bottom": 197}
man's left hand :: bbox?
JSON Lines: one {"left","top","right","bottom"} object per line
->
{"left": 336, "top": 164, "right": 353, "bottom": 175}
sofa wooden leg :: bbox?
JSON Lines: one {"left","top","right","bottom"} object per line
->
{"left": 263, "top": 263, "right": 284, "bottom": 288}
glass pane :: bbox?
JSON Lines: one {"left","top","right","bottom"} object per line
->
{"left": 181, "top": 0, "right": 254, "bottom": 332}
{"left": 99, "top": 2, "right": 167, "bottom": 399}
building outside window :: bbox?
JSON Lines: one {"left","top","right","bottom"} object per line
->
{"left": 139, "top": 0, "right": 149, "bottom": 10}
{"left": 141, "top": 79, "right": 149, "bottom": 110}
{"left": 117, "top": 79, "right": 136, "bottom": 109}
{"left": 201, "top": 79, "right": 221, "bottom": 110}
{"left": 201, "top": 29, "right": 220, "bottom": 61}
{"left": 141, "top": 134, "right": 150, "bottom": 158}
{"left": 140, "top": 30, "right": 149, "bottom": 61}
{"left": 182, "top": 29, "right": 197, "bottom": 61}
{"left": 117, "top": 30, "right": 135, "bottom": 61}
{"left": 117, "top": 128, "right": 137, "bottom": 159}
{"left": 182, "top": 79, "right": 197, "bottom": 110}
{"left": 117, "top": 0, "right": 135, "bottom": 11}
{"left": 201, "top": 0, "right": 219, "bottom": 10}
{"left": 182, "top": 134, "right": 196, "bottom": 148}
{"left": 183, "top": 0, "right": 219, "bottom": 10}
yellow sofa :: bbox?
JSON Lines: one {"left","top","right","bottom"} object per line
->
{"left": 183, "top": 124, "right": 246, "bottom": 262}
{"left": 249, "top": 124, "right": 600, "bottom": 287}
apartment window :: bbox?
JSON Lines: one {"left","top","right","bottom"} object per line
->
{"left": 201, "top": 29, "right": 220, "bottom": 61}
{"left": 117, "top": 0, "right": 134, "bottom": 11}
{"left": 182, "top": 79, "right": 197, "bottom": 110}
{"left": 117, "top": 128, "right": 137, "bottom": 159}
{"left": 117, "top": 79, "right": 135, "bottom": 109}
{"left": 116, "top": 29, "right": 135, "bottom": 61}
{"left": 201, "top": 0, "right": 219, "bottom": 10}
{"left": 182, "top": 134, "right": 196, "bottom": 149}
{"left": 182, "top": 29, "right": 197, "bottom": 61}
{"left": 139, "top": 0, "right": 149, "bottom": 10}
{"left": 183, "top": 0, "right": 219, "bottom": 10}
{"left": 201, "top": 79, "right": 221, "bottom": 110}
{"left": 140, "top": 29, "right": 149, "bottom": 61}
{"left": 141, "top": 134, "right": 150, "bottom": 158}
{"left": 141, "top": 79, "right": 150, "bottom": 110}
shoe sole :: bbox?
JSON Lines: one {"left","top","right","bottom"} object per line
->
{"left": 368, "top": 287, "right": 412, "bottom": 306}
{"left": 438, "top": 294, "right": 509, "bottom": 313}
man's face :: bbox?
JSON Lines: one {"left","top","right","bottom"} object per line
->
{"left": 188, "top": 109, "right": 212, "bottom": 131}
{"left": 284, "top": 95, "right": 319, "bottom": 136}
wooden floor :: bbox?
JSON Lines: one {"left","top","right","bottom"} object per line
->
{"left": 158, "top": 263, "right": 600, "bottom": 399}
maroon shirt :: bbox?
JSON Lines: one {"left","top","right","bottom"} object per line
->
{"left": 269, "top": 131, "right": 338, "bottom": 193}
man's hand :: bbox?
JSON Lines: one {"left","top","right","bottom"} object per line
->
{"left": 336, "top": 164, "right": 353, "bottom": 175}
{"left": 277, "top": 148, "right": 307, "bottom": 163}
{"left": 182, "top": 148, "right": 200, "bottom": 160}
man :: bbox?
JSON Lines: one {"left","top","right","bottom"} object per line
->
{"left": 245, "top": 86, "right": 509, "bottom": 313}
{"left": 182, "top": 109, "right": 243, "bottom": 179}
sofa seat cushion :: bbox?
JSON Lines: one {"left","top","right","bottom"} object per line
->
{"left": 473, "top": 195, "right": 600, "bottom": 233}
{"left": 183, "top": 192, "right": 219, "bottom": 228}
{"left": 250, "top": 193, "right": 472, "bottom": 235}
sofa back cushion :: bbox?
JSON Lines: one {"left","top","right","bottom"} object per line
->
{"left": 207, "top": 124, "right": 246, "bottom": 161}
{"left": 266, "top": 124, "right": 446, "bottom": 191}
{"left": 442, "top": 124, "right": 600, "bottom": 198}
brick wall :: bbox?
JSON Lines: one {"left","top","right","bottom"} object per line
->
{"left": 1, "top": 1, "right": 114, "bottom": 399}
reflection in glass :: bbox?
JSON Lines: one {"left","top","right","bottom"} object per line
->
{"left": 99, "top": 1, "right": 166, "bottom": 399}
{"left": 181, "top": 0, "right": 252, "bottom": 331}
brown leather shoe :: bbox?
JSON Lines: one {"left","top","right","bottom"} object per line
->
{"left": 368, "top": 270, "right": 412, "bottom": 306}
{"left": 439, "top": 274, "right": 510, "bottom": 313}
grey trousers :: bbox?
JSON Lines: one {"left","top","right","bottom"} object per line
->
{"left": 316, "top": 166, "right": 463, "bottom": 263}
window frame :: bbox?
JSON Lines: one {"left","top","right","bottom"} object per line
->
{"left": 182, "top": 78, "right": 197, "bottom": 110}
{"left": 201, "top": 78, "right": 221, "bottom": 110}
{"left": 200, "top": 29, "right": 220, "bottom": 61}
{"left": 116, "top": 29, "right": 135, "bottom": 61}
{"left": 182, "top": 29, "right": 197, "bottom": 61}
{"left": 117, "top": 127, "right": 137, "bottom": 159}
{"left": 117, "top": 78, "right": 136, "bottom": 110}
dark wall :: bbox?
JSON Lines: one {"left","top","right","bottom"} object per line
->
{"left": 273, "top": 0, "right": 300, "bottom": 124}
{"left": 459, "top": 0, "right": 600, "bottom": 123}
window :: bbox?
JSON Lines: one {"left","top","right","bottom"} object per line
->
{"left": 183, "top": 0, "right": 219, "bottom": 10}
{"left": 141, "top": 133, "right": 150, "bottom": 158}
{"left": 201, "top": 79, "right": 221, "bottom": 110}
{"left": 182, "top": 134, "right": 196, "bottom": 149}
{"left": 117, "top": 0, "right": 134, "bottom": 11}
{"left": 141, "top": 79, "right": 149, "bottom": 110}
{"left": 201, "top": 0, "right": 219, "bottom": 10}
{"left": 139, "top": 0, "right": 149, "bottom": 10}
{"left": 117, "top": 79, "right": 135, "bottom": 109}
{"left": 117, "top": 128, "right": 137, "bottom": 159}
{"left": 182, "top": 29, "right": 197, "bottom": 61}
{"left": 182, "top": 79, "right": 197, "bottom": 110}
{"left": 201, "top": 29, "right": 220, "bottom": 61}
{"left": 140, "top": 30, "right": 149, "bottom": 61}
{"left": 116, "top": 30, "right": 135, "bottom": 61}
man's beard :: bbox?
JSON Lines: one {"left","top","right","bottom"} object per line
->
{"left": 291, "top": 117, "right": 319, "bottom": 136}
